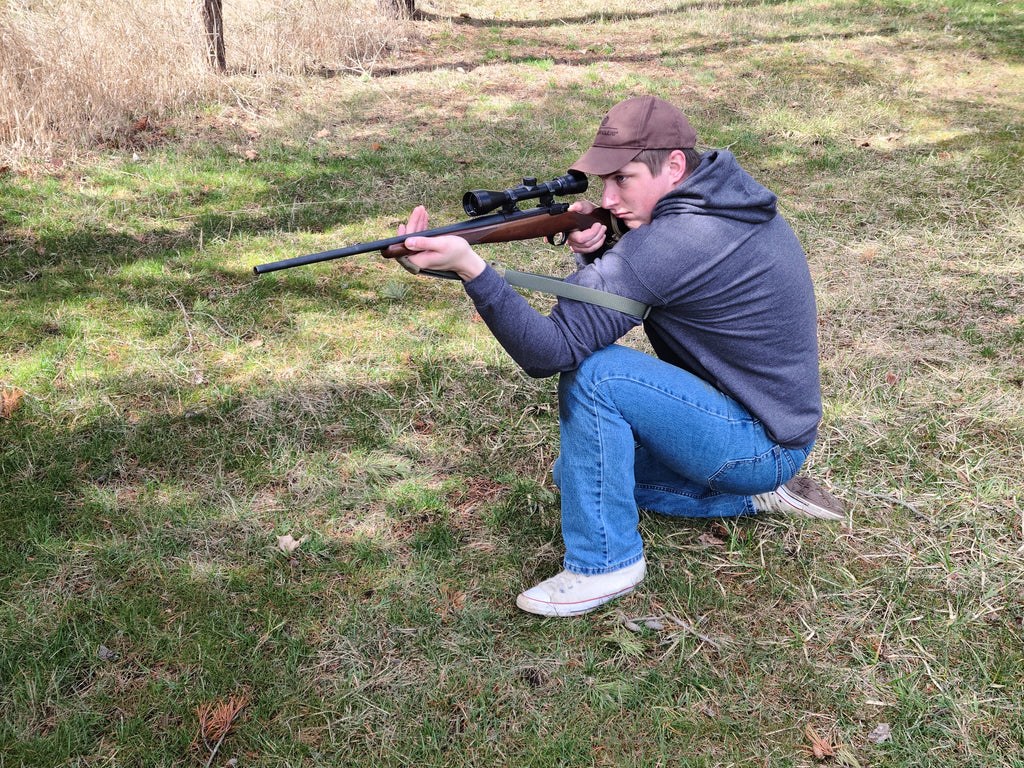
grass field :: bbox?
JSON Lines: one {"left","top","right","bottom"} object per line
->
{"left": 2, "top": 0, "right": 1023, "bottom": 765}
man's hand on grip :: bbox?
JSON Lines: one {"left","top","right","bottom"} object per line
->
{"left": 566, "top": 200, "right": 608, "bottom": 256}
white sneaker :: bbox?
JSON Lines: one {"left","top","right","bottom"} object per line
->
{"left": 752, "top": 476, "right": 846, "bottom": 521}
{"left": 516, "top": 559, "right": 646, "bottom": 617}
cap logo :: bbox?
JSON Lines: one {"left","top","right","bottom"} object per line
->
{"left": 596, "top": 116, "right": 618, "bottom": 138}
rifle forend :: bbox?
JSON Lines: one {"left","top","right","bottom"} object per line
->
{"left": 253, "top": 172, "right": 613, "bottom": 278}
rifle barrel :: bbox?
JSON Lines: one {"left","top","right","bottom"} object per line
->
{"left": 253, "top": 208, "right": 539, "bottom": 275}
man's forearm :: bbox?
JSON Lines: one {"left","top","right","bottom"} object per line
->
{"left": 463, "top": 266, "right": 577, "bottom": 378}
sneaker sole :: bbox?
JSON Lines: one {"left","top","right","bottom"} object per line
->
{"left": 516, "top": 583, "right": 639, "bottom": 617}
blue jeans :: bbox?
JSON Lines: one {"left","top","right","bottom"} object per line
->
{"left": 552, "top": 345, "right": 813, "bottom": 575}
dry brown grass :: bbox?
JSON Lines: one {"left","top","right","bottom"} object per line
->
{"left": 0, "top": 0, "right": 410, "bottom": 163}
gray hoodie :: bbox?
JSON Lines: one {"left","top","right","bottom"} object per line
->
{"left": 464, "top": 149, "right": 821, "bottom": 447}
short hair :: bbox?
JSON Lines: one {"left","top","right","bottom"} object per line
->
{"left": 634, "top": 148, "right": 702, "bottom": 178}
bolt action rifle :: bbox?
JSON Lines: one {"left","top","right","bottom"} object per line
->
{"left": 253, "top": 172, "right": 649, "bottom": 318}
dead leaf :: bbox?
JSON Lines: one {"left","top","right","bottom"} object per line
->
{"left": 885, "top": 372, "right": 899, "bottom": 386}
{"left": 858, "top": 245, "right": 878, "bottom": 263}
{"left": 195, "top": 694, "right": 248, "bottom": 762}
{"left": 710, "top": 521, "right": 728, "bottom": 536}
{"left": 804, "top": 724, "right": 835, "bottom": 760}
{"left": 1, "top": 387, "right": 25, "bottom": 419}
{"left": 276, "top": 534, "right": 308, "bottom": 554}
{"left": 243, "top": 149, "right": 259, "bottom": 161}
{"left": 803, "top": 725, "right": 862, "bottom": 767}
{"left": 697, "top": 532, "right": 725, "bottom": 548}
{"left": 314, "top": 128, "right": 330, "bottom": 138}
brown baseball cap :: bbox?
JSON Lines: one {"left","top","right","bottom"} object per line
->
{"left": 570, "top": 96, "right": 697, "bottom": 176}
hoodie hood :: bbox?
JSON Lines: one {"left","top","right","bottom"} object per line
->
{"left": 653, "top": 150, "right": 778, "bottom": 224}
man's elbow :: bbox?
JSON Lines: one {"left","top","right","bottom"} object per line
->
{"left": 520, "top": 362, "right": 560, "bottom": 379}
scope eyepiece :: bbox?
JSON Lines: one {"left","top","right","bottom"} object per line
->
{"left": 463, "top": 171, "right": 588, "bottom": 216}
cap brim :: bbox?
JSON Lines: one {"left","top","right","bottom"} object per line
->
{"left": 569, "top": 145, "right": 642, "bottom": 176}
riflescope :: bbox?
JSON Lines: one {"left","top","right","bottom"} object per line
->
{"left": 462, "top": 171, "right": 589, "bottom": 216}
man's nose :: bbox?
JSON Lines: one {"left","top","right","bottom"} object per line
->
{"left": 601, "top": 182, "right": 618, "bottom": 209}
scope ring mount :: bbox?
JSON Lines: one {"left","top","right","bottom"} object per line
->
{"left": 462, "top": 171, "right": 589, "bottom": 217}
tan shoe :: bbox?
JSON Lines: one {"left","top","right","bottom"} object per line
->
{"left": 752, "top": 476, "right": 846, "bottom": 521}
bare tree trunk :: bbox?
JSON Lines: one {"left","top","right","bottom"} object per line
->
{"left": 377, "top": 0, "right": 416, "bottom": 19}
{"left": 202, "top": 0, "right": 226, "bottom": 71}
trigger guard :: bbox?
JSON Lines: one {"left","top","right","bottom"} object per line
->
{"left": 546, "top": 232, "right": 569, "bottom": 246}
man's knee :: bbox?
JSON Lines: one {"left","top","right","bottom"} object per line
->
{"left": 563, "top": 345, "right": 633, "bottom": 390}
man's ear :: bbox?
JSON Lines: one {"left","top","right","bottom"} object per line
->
{"left": 666, "top": 149, "right": 689, "bottom": 184}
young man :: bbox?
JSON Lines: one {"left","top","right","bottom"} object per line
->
{"left": 398, "top": 95, "right": 843, "bottom": 617}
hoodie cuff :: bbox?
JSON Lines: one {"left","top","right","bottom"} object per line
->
{"left": 463, "top": 263, "right": 508, "bottom": 307}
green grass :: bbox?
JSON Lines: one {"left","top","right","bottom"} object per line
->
{"left": 2, "top": 0, "right": 1024, "bottom": 765}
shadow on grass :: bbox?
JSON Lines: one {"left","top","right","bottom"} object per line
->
{"left": 370, "top": 0, "right": 1024, "bottom": 79}
{"left": 0, "top": 349, "right": 562, "bottom": 761}
{"left": 415, "top": 0, "right": 799, "bottom": 28}
{"left": 366, "top": 24, "right": 904, "bottom": 78}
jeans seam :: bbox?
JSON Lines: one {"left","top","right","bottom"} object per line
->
{"left": 592, "top": 373, "right": 739, "bottom": 424}
{"left": 588, "top": 380, "right": 612, "bottom": 569}
{"left": 635, "top": 481, "right": 703, "bottom": 497}
{"left": 708, "top": 443, "right": 781, "bottom": 492}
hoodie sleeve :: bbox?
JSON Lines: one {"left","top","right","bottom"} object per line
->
{"left": 462, "top": 264, "right": 643, "bottom": 378}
